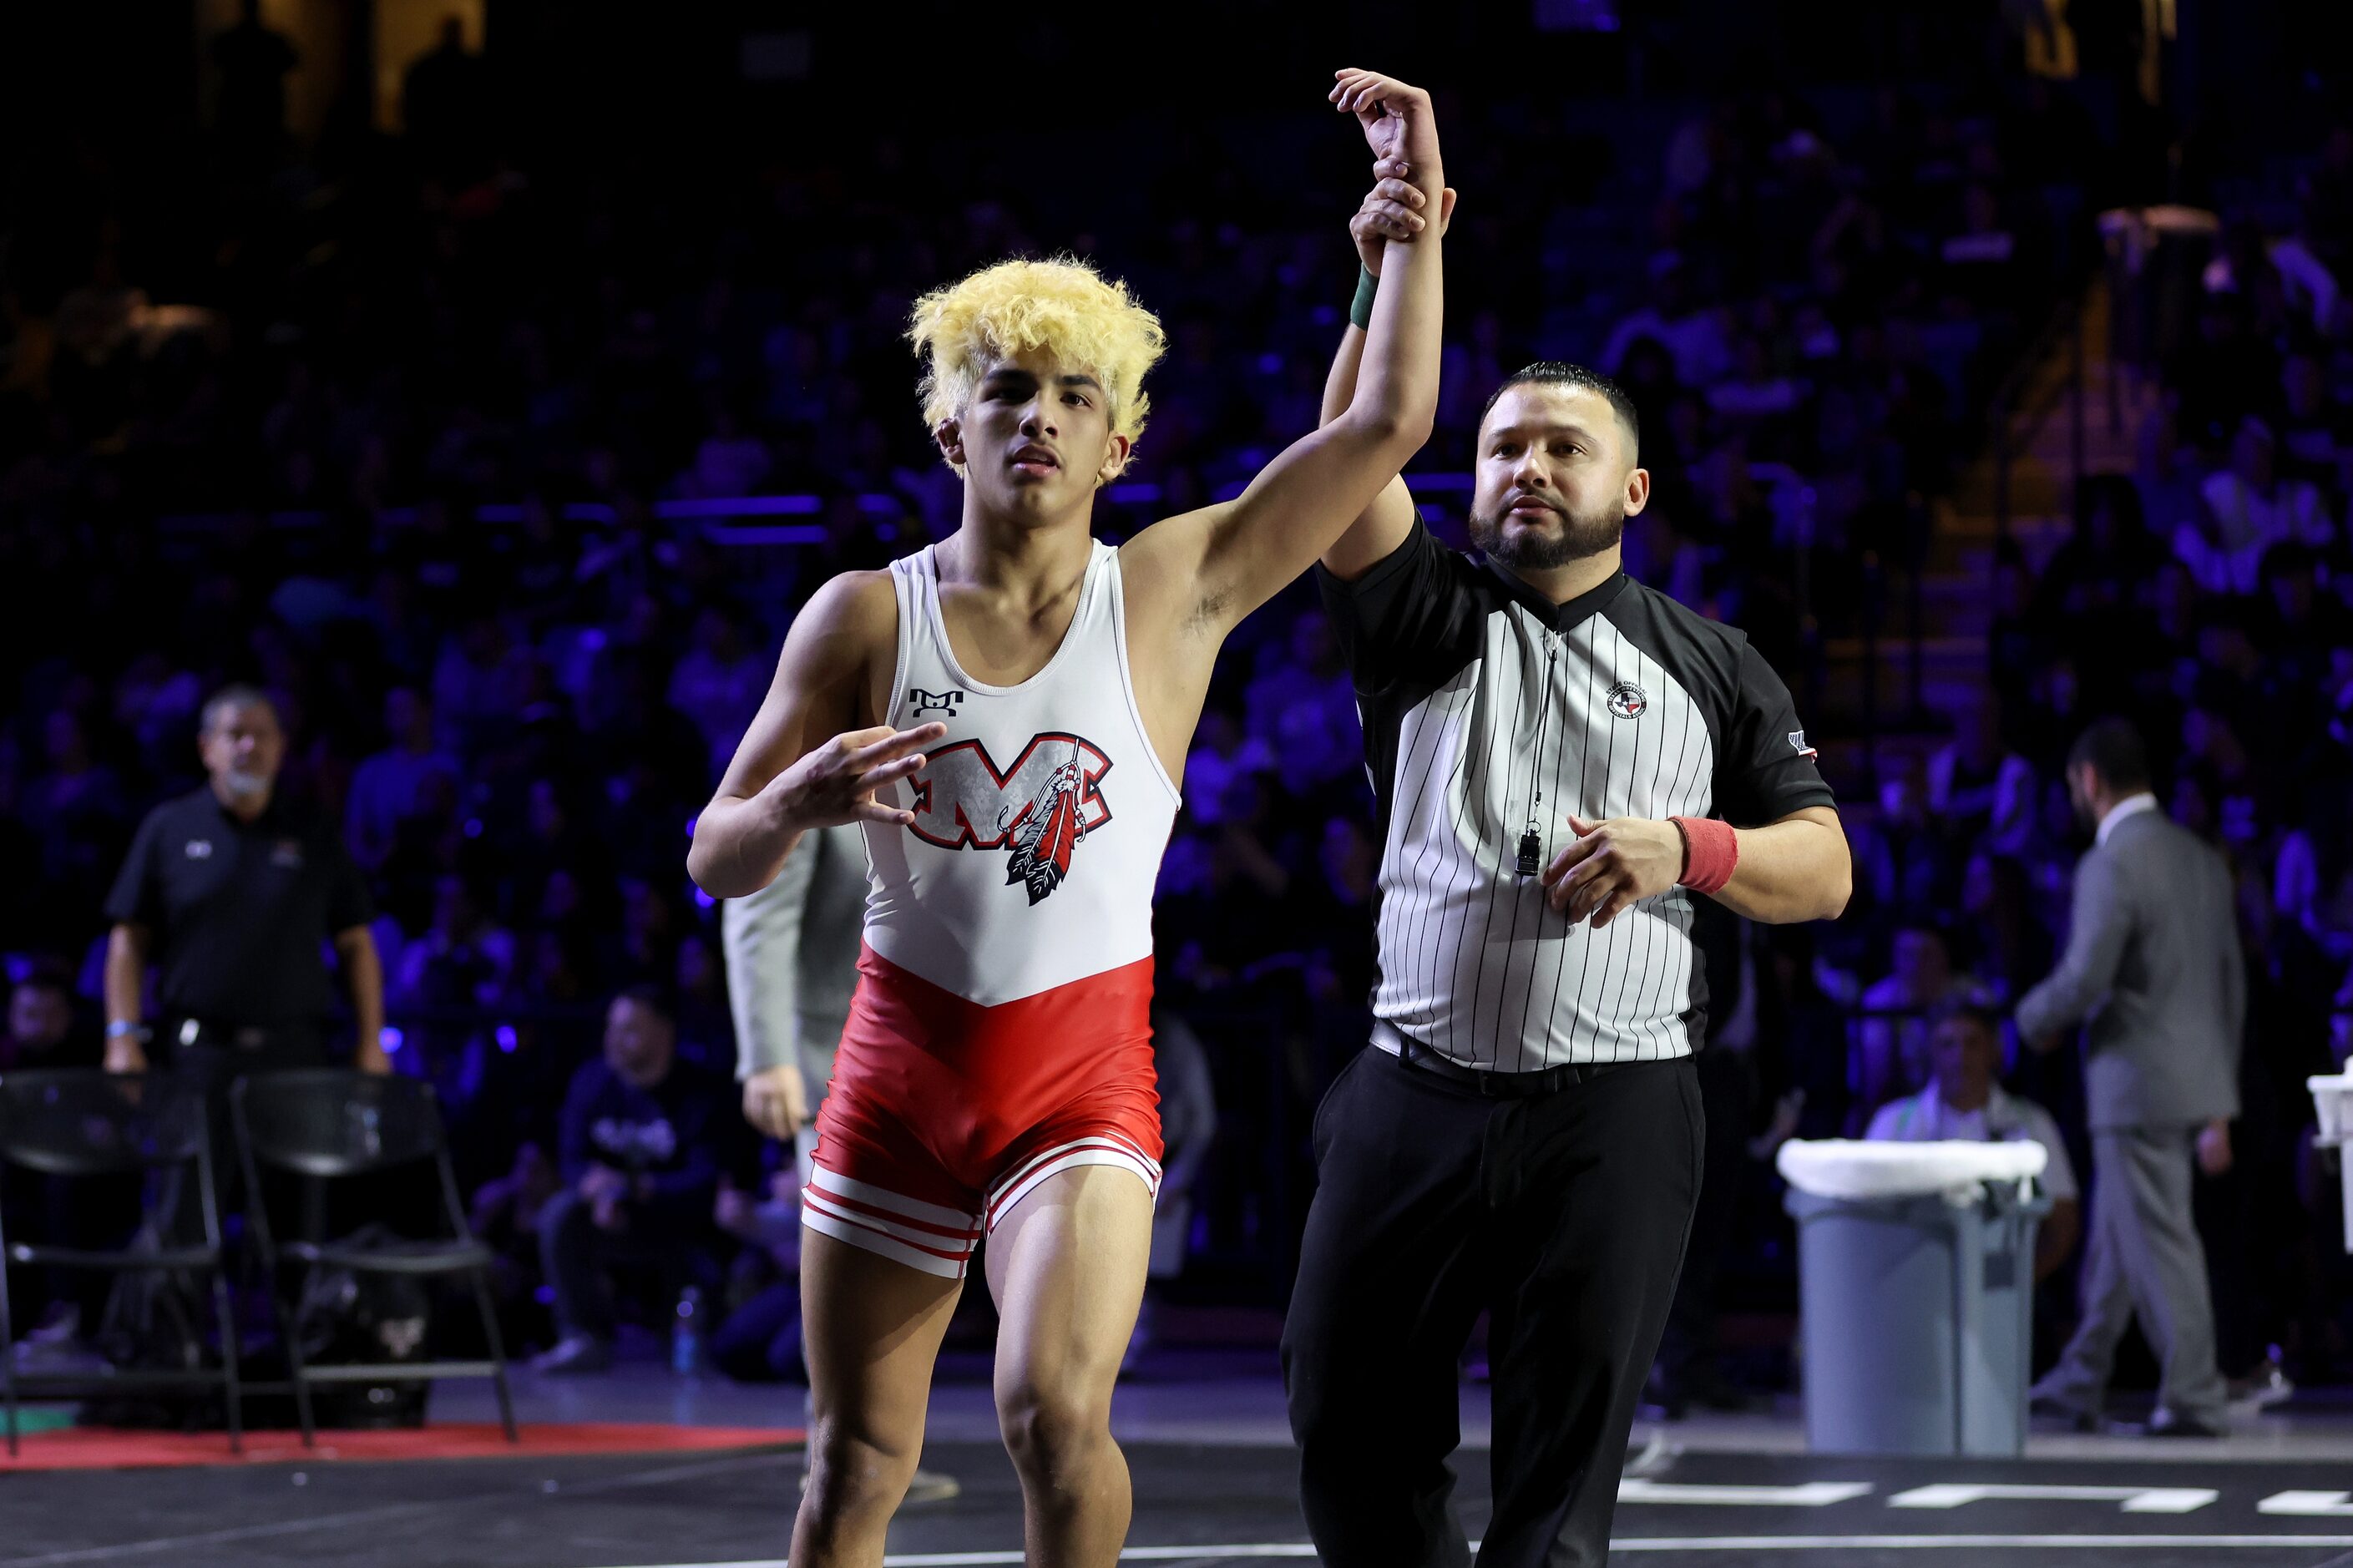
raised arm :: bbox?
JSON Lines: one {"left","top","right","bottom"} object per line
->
{"left": 686, "top": 571, "right": 943, "bottom": 900}
{"left": 1124, "top": 68, "right": 1449, "bottom": 635}
{"left": 1320, "top": 167, "right": 1450, "bottom": 580}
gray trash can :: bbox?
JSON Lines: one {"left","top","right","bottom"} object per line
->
{"left": 1785, "top": 1179, "right": 2051, "bottom": 1456}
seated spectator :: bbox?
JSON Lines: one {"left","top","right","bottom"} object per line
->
{"left": 0, "top": 961, "right": 97, "bottom": 1074}
{"left": 1850, "top": 920, "right": 1978, "bottom": 1130}
{"left": 1242, "top": 610, "right": 1361, "bottom": 799}
{"left": 1956, "top": 851, "right": 2052, "bottom": 1004}
{"left": 667, "top": 604, "right": 768, "bottom": 785}
{"left": 1848, "top": 753, "right": 1956, "bottom": 915}
{"left": 2180, "top": 418, "right": 2334, "bottom": 597}
{"left": 1865, "top": 1002, "right": 2080, "bottom": 1281}
{"left": 1925, "top": 697, "right": 2036, "bottom": 855}
{"left": 1180, "top": 710, "right": 1274, "bottom": 826}
{"left": 2, "top": 962, "right": 121, "bottom": 1361}
{"left": 345, "top": 687, "right": 459, "bottom": 872}
{"left": 710, "top": 1162, "right": 804, "bottom": 1383}
{"left": 534, "top": 985, "right": 741, "bottom": 1374}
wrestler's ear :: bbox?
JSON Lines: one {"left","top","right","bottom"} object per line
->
{"left": 934, "top": 417, "right": 966, "bottom": 472}
{"left": 1096, "top": 432, "right": 1131, "bottom": 487}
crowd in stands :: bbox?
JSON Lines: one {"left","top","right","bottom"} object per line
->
{"left": 3, "top": 9, "right": 2350, "bottom": 1383}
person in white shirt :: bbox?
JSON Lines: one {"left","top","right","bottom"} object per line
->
{"left": 1866, "top": 1001, "right": 2081, "bottom": 1281}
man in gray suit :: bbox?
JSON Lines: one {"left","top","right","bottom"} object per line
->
{"left": 723, "top": 822, "right": 866, "bottom": 1167}
{"left": 2018, "top": 718, "right": 2242, "bottom": 1437}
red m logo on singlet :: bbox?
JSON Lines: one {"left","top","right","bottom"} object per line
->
{"left": 908, "top": 733, "right": 1114, "bottom": 903}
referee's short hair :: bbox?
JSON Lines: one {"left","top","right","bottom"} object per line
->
{"left": 2066, "top": 716, "right": 2151, "bottom": 793}
{"left": 1478, "top": 362, "right": 1640, "bottom": 458}
{"left": 200, "top": 683, "right": 281, "bottom": 734}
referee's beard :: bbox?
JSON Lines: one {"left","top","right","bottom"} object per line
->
{"left": 1469, "top": 498, "right": 1625, "bottom": 570}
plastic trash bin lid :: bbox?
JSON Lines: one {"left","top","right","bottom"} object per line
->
{"left": 2309, "top": 1073, "right": 2353, "bottom": 1147}
{"left": 1777, "top": 1138, "right": 2047, "bottom": 1201}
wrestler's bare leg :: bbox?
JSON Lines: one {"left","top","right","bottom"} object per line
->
{"left": 987, "top": 1166, "right": 1155, "bottom": 1567}
{"left": 791, "top": 1229, "right": 964, "bottom": 1567}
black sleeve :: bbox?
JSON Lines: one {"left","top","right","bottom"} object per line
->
{"left": 1715, "top": 640, "right": 1838, "bottom": 827}
{"left": 321, "top": 838, "right": 375, "bottom": 933}
{"left": 102, "top": 809, "right": 166, "bottom": 928}
{"left": 1314, "top": 520, "right": 1480, "bottom": 695}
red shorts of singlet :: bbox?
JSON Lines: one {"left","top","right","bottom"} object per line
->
{"left": 804, "top": 944, "right": 1164, "bottom": 1279}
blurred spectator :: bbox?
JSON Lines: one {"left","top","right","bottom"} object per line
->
{"left": 2, "top": 963, "right": 129, "bottom": 1363}
{"left": 668, "top": 604, "right": 769, "bottom": 784}
{"left": 0, "top": 963, "right": 93, "bottom": 1074}
{"left": 1850, "top": 920, "right": 1977, "bottom": 1130}
{"left": 534, "top": 985, "right": 740, "bottom": 1374}
{"left": 2180, "top": 418, "right": 2333, "bottom": 596}
{"left": 1129, "top": 1005, "right": 1217, "bottom": 1363}
{"left": 1925, "top": 697, "right": 2036, "bottom": 854}
{"left": 1866, "top": 1002, "right": 2080, "bottom": 1280}
{"left": 346, "top": 688, "right": 461, "bottom": 873}
{"left": 710, "top": 1162, "right": 805, "bottom": 1383}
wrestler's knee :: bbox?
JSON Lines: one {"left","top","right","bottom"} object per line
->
{"left": 997, "top": 1378, "right": 1115, "bottom": 1494}
{"left": 800, "top": 1413, "right": 920, "bottom": 1535}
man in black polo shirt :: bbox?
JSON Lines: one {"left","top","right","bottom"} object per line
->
{"left": 102, "top": 685, "right": 386, "bottom": 1082}
{"left": 1281, "top": 181, "right": 1851, "bottom": 1568}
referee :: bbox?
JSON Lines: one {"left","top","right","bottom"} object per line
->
{"left": 1283, "top": 180, "right": 1850, "bottom": 1568}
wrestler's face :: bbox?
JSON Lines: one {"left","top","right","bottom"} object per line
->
{"left": 935, "top": 346, "right": 1129, "bottom": 525}
{"left": 1469, "top": 384, "right": 1647, "bottom": 571}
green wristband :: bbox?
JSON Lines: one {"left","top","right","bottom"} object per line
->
{"left": 1349, "top": 265, "right": 1379, "bottom": 331}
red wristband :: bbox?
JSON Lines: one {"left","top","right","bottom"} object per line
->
{"left": 1670, "top": 816, "right": 1738, "bottom": 896}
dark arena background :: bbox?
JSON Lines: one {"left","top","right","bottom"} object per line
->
{"left": 6, "top": 2, "right": 2353, "bottom": 1564}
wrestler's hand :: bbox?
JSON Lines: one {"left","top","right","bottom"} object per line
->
{"left": 741, "top": 1062, "right": 808, "bottom": 1141}
{"left": 759, "top": 722, "right": 945, "bottom": 833}
{"left": 1541, "top": 814, "right": 1684, "bottom": 928}
{"left": 1353, "top": 178, "right": 1457, "bottom": 276}
{"left": 1331, "top": 68, "right": 1443, "bottom": 194}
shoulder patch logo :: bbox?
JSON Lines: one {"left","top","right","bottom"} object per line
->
{"left": 1606, "top": 680, "right": 1648, "bottom": 719}
{"left": 1789, "top": 730, "right": 1819, "bottom": 760}
{"left": 185, "top": 839, "right": 213, "bottom": 859}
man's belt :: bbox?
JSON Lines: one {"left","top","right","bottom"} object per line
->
{"left": 1376, "top": 1020, "right": 1643, "bottom": 1098}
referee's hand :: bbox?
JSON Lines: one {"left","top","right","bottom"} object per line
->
{"left": 1541, "top": 814, "right": 1684, "bottom": 928}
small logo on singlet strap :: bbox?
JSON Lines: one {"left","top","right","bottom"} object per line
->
{"left": 908, "top": 688, "right": 966, "bottom": 718}
{"left": 1606, "top": 680, "right": 1648, "bottom": 719}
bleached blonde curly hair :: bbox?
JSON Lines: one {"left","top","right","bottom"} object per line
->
{"left": 908, "top": 255, "right": 1166, "bottom": 465}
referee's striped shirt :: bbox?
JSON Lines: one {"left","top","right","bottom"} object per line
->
{"left": 1318, "top": 523, "right": 1835, "bottom": 1070}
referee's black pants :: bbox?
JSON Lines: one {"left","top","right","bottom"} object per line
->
{"left": 1283, "top": 1044, "right": 1702, "bottom": 1568}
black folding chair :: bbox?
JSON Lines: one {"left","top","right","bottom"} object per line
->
{"left": 231, "top": 1070, "right": 517, "bottom": 1447}
{"left": 0, "top": 1070, "right": 240, "bottom": 1456}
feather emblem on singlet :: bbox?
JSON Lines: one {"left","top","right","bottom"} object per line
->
{"left": 1003, "top": 741, "right": 1089, "bottom": 905}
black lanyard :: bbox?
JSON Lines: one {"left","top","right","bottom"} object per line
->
{"left": 1516, "top": 630, "right": 1560, "bottom": 878}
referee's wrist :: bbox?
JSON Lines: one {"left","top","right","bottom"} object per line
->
{"left": 106, "top": 1019, "right": 152, "bottom": 1044}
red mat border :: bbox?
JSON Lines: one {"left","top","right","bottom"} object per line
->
{"left": 0, "top": 1422, "right": 804, "bottom": 1472}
